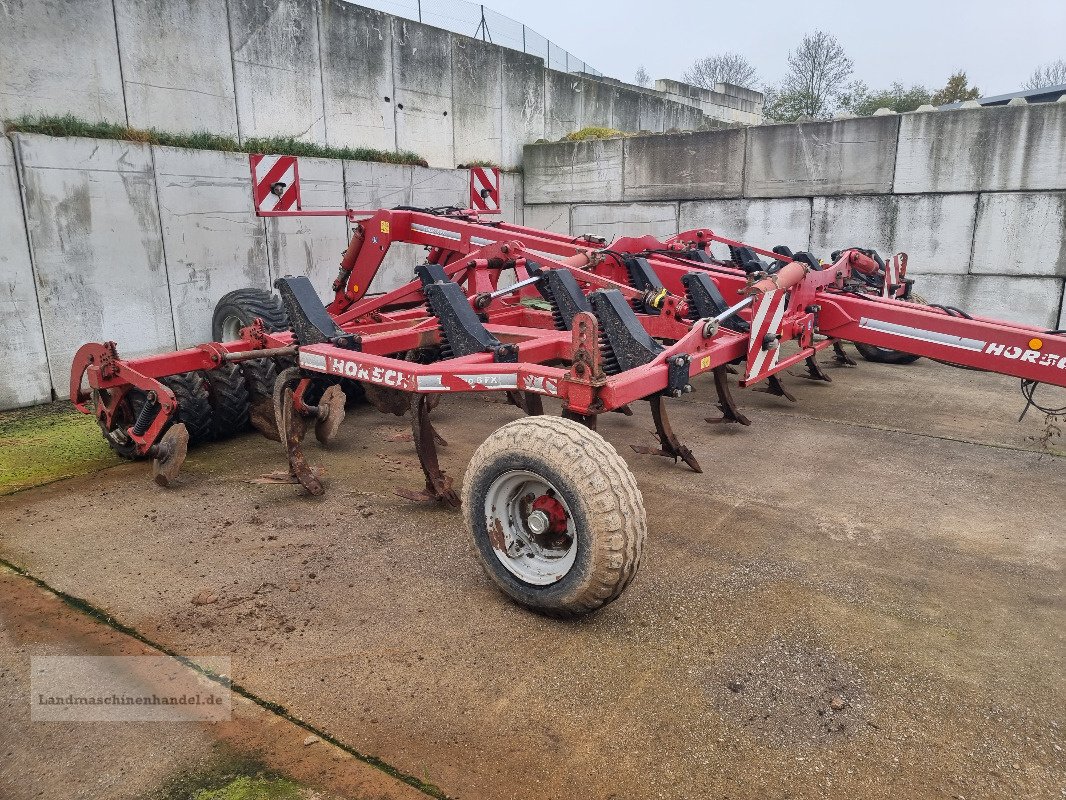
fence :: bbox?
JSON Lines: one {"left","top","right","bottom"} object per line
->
{"left": 350, "top": 0, "right": 605, "bottom": 76}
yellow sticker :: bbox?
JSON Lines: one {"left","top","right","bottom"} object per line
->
{"left": 700, "top": 355, "right": 711, "bottom": 370}
{"left": 380, "top": 220, "right": 390, "bottom": 234}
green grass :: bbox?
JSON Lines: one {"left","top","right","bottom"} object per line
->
{"left": 561, "top": 126, "right": 628, "bottom": 141}
{"left": 0, "top": 402, "right": 119, "bottom": 494}
{"left": 4, "top": 114, "right": 428, "bottom": 166}
{"left": 193, "top": 776, "right": 307, "bottom": 800}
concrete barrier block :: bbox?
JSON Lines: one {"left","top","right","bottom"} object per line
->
{"left": 663, "top": 101, "right": 705, "bottom": 132}
{"left": 580, "top": 78, "right": 614, "bottom": 130}
{"left": 611, "top": 88, "right": 643, "bottom": 132}
{"left": 523, "top": 139, "right": 624, "bottom": 205}
{"left": 154, "top": 146, "right": 269, "bottom": 348}
{"left": 1060, "top": 297, "right": 1066, "bottom": 331}
{"left": 392, "top": 19, "right": 453, "bottom": 167}
{"left": 544, "top": 71, "right": 583, "bottom": 141}
{"left": 917, "top": 275, "right": 1064, "bottom": 329}
{"left": 971, "top": 193, "right": 1066, "bottom": 277}
{"left": 498, "top": 172, "right": 523, "bottom": 224}
{"left": 523, "top": 204, "right": 570, "bottom": 235}
{"left": 745, "top": 117, "right": 900, "bottom": 197}
{"left": 263, "top": 157, "right": 347, "bottom": 302}
{"left": 452, "top": 37, "right": 504, "bottom": 167}
{"left": 411, "top": 167, "right": 467, "bottom": 208}
{"left": 623, "top": 129, "right": 745, "bottom": 201}
{"left": 571, "top": 202, "right": 678, "bottom": 241}
{"left": 0, "top": 138, "right": 52, "bottom": 409}
{"left": 229, "top": 0, "right": 326, "bottom": 143}
{"left": 638, "top": 95, "right": 666, "bottom": 133}
{"left": 894, "top": 105, "right": 1066, "bottom": 193}
{"left": 810, "top": 194, "right": 978, "bottom": 275}
{"left": 319, "top": 0, "right": 396, "bottom": 152}
{"left": 501, "top": 50, "right": 545, "bottom": 170}
{"left": 113, "top": 0, "right": 238, "bottom": 136}
{"left": 344, "top": 160, "right": 416, "bottom": 293}
{"left": 15, "top": 135, "right": 173, "bottom": 393}
{"left": 679, "top": 198, "right": 812, "bottom": 253}
{"left": 0, "top": 0, "right": 125, "bottom": 124}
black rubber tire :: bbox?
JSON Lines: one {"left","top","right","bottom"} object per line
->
{"left": 239, "top": 358, "right": 278, "bottom": 402}
{"left": 203, "top": 363, "right": 251, "bottom": 439}
{"left": 853, "top": 342, "right": 922, "bottom": 365}
{"left": 462, "top": 416, "right": 646, "bottom": 617}
{"left": 159, "top": 372, "right": 213, "bottom": 445}
{"left": 211, "top": 288, "right": 290, "bottom": 342}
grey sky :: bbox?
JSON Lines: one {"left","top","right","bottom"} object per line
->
{"left": 483, "top": 0, "right": 1065, "bottom": 96}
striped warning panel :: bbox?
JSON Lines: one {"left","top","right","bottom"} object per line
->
{"left": 469, "top": 166, "right": 500, "bottom": 213}
{"left": 249, "top": 154, "right": 301, "bottom": 213}
{"left": 744, "top": 289, "right": 788, "bottom": 383}
{"left": 883, "top": 253, "right": 908, "bottom": 298}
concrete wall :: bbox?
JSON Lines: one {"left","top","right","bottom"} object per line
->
{"left": 0, "top": 0, "right": 731, "bottom": 170}
{"left": 523, "top": 103, "right": 1066, "bottom": 330}
{"left": 0, "top": 133, "right": 524, "bottom": 410}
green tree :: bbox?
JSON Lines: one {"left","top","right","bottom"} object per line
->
{"left": 764, "top": 30, "right": 853, "bottom": 121}
{"left": 930, "top": 71, "right": 981, "bottom": 105}
{"left": 840, "top": 81, "right": 932, "bottom": 116}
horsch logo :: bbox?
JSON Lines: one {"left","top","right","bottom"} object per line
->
{"left": 984, "top": 342, "right": 1065, "bottom": 368}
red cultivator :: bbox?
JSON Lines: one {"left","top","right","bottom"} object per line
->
{"left": 71, "top": 156, "right": 1066, "bottom": 615}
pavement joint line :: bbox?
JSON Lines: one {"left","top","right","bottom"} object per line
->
{"left": 0, "top": 557, "right": 450, "bottom": 800}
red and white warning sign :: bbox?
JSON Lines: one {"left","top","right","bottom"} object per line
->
{"left": 249, "top": 154, "right": 302, "bottom": 213}
{"left": 744, "top": 289, "right": 789, "bottom": 384}
{"left": 469, "top": 166, "right": 500, "bottom": 214}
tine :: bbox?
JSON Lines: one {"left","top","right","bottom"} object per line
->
{"left": 754, "top": 374, "right": 797, "bottom": 402}
{"left": 404, "top": 394, "right": 460, "bottom": 507}
{"left": 803, "top": 354, "right": 833, "bottom": 382}
{"left": 632, "top": 395, "right": 702, "bottom": 473}
{"left": 280, "top": 386, "right": 325, "bottom": 496}
{"left": 706, "top": 365, "right": 752, "bottom": 426}
{"left": 832, "top": 341, "right": 857, "bottom": 366}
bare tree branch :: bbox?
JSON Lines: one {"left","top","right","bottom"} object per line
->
{"left": 682, "top": 53, "right": 760, "bottom": 90}
{"left": 1023, "top": 60, "right": 1066, "bottom": 90}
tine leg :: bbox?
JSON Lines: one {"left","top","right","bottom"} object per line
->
{"left": 832, "top": 341, "right": 857, "bottom": 366}
{"left": 254, "top": 387, "right": 325, "bottom": 495}
{"left": 523, "top": 391, "right": 544, "bottom": 416}
{"left": 631, "top": 395, "right": 702, "bottom": 473}
{"left": 562, "top": 408, "right": 597, "bottom": 430}
{"left": 756, "top": 374, "right": 797, "bottom": 402}
{"left": 706, "top": 365, "right": 751, "bottom": 426}
{"left": 803, "top": 354, "right": 833, "bottom": 382}
{"left": 612, "top": 404, "right": 634, "bottom": 416}
{"left": 397, "top": 394, "right": 460, "bottom": 507}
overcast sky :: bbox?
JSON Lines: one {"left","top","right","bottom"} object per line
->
{"left": 482, "top": 0, "right": 1065, "bottom": 96}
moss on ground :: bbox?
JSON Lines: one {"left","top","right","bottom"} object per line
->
{"left": 4, "top": 114, "right": 429, "bottom": 167}
{"left": 192, "top": 775, "right": 308, "bottom": 800}
{"left": 0, "top": 402, "right": 119, "bottom": 494}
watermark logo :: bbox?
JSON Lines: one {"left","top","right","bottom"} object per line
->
{"left": 31, "top": 656, "right": 231, "bottom": 722}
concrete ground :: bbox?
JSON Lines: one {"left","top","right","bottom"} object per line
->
{"left": 0, "top": 356, "right": 1063, "bottom": 799}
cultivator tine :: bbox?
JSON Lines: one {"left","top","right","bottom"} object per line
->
{"left": 706, "top": 366, "right": 751, "bottom": 426}
{"left": 832, "top": 341, "right": 857, "bottom": 366}
{"left": 802, "top": 354, "right": 833, "bottom": 382}
{"left": 150, "top": 423, "right": 189, "bottom": 488}
{"left": 396, "top": 394, "right": 460, "bottom": 507}
{"left": 632, "top": 395, "right": 702, "bottom": 473}
{"left": 755, "top": 374, "right": 797, "bottom": 402}
{"left": 506, "top": 390, "right": 544, "bottom": 416}
{"left": 254, "top": 386, "right": 325, "bottom": 496}
{"left": 612, "top": 404, "right": 634, "bottom": 416}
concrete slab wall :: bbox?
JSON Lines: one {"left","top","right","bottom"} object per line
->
{"left": 0, "top": 0, "right": 126, "bottom": 125}
{"left": 623, "top": 130, "right": 745, "bottom": 201}
{"left": 452, "top": 37, "right": 503, "bottom": 167}
{"left": 501, "top": 50, "right": 546, "bottom": 170}
{"left": 318, "top": 0, "right": 396, "bottom": 153}
{"left": 680, "top": 198, "right": 812, "bottom": 253}
{"left": 917, "top": 275, "right": 1064, "bottom": 329}
{"left": 571, "top": 203, "right": 679, "bottom": 240}
{"left": 0, "top": 138, "right": 52, "bottom": 408}
{"left": 113, "top": 0, "right": 239, "bottom": 136}
{"left": 154, "top": 146, "right": 270, "bottom": 348}
{"left": 392, "top": 19, "right": 454, "bottom": 167}
{"left": 970, "top": 193, "right": 1066, "bottom": 277}
{"left": 14, "top": 135, "right": 173, "bottom": 394}
{"left": 524, "top": 139, "right": 624, "bottom": 205}
{"left": 229, "top": 0, "right": 327, "bottom": 143}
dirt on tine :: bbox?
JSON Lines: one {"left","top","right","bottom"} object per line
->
{"left": 1, "top": 358, "right": 1064, "bottom": 800}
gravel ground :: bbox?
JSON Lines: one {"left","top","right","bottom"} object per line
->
{"left": 0, "top": 356, "right": 1063, "bottom": 799}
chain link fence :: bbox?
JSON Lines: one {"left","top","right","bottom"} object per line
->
{"left": 349, "top": 0, "right": 605, "bottom": 76}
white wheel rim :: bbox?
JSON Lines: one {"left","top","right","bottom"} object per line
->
{"left": 483, "top": 469, "right": 577, "bottom": 586}
{"left": 221, "top": 314, "right": 244, "bottom": 342}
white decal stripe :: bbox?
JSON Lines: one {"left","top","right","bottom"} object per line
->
{"left": 858, "top": 318, "right": 986, "bottom": 351}
{"left": 257, "top": 164, "right": 296, "bottom": 211}
{"left": 299, "top": 352, "right": 327, "bottom": 371}
{"left": 470, "top": 235, "right": 494, "bottom": 246}
{"left": 411, "top": 222, "right": 462, "bottom": 241}
{"left": 254, "top": 155, "right": 281, "bottom": 185}
{"left": 748, "top": 291, "right": 774, "bottom": 342}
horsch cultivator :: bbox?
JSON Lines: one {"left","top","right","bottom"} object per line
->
{"left": 71, "top": 155, "right": 1066, "bottom": 616}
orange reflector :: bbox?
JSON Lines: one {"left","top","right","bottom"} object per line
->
{"left": 1029, "top": 338, "right": 1043, "bottom": 350}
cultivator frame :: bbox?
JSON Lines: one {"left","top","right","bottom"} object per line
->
{"left": 70, "top": 155, "right": 1066, "bottom": 614}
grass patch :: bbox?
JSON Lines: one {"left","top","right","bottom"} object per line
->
{"left": 0, "top": 401, "right": 119, "bottom": 494}
{"left": 561, "top": 126, "right": 628, "bottom": 141}
{"left": 193, "top": 775, "right": 308, "bottom": 800}
{"left": 4, "top": 114, "right": 428, "bottom": 166}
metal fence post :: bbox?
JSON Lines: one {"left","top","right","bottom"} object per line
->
{"left": 417, "top": 0, "right": 422, "bottom": 22}
{"left": 522, "top": 24, "right": 526, "bottom": 53}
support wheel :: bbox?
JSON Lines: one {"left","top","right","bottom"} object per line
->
{"left": 212, "top": 288, "right": 290, "bottom": 342}
{"left": 204, "top": 363, "right": 251, "bottom": 438}
{"left": 462, "top": 416, "right": 646, "bottom": 617}
{"left": 159, "top": 372, "right": 213, "bottom": 445}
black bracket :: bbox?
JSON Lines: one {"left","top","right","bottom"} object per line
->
{"left": 588, "top": 289, "right": 664, "bottom": 375}
{"left": 680, "top": 271, "right": 750, "bottom": 334}
{"left": 275, "top": 275, "right": 361, "bottom": 350}
{"left": 527, "top": 261, "right": 592, "bottom": 331}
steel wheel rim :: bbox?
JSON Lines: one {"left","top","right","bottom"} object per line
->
{"left": 221, "top": 314, "right": 244, "bottom": 342}
{"left": 484, "top": 469, "right": 577, "bottom": 586}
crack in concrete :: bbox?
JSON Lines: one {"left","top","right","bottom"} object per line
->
{"left": 0, "top": 557, "right": 450, "bottom": 800}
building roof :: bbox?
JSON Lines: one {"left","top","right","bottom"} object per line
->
{"left": 940, "top": 83, "right": 1066, "bottom": 109}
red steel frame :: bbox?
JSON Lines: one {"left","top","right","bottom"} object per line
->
{"left": 71, "top": 205, "right": 1066, "bottom": 458}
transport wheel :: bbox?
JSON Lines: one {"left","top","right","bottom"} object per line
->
{"left": 852, "top": 294, "right": 926, "bottom": 365}
{"left": 203, "top": 363, "right": 251, "bottom": 438}
{"left": 159, "top": 372, "right": 213, "bottom": 445}
{"left": 211, "top": 288, "right": 290, "bottom": 342}
{"left": 462, "top": 416, "right": 646, "bottom": 617}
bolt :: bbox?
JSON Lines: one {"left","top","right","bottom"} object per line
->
{"left": 674, "top": 356, "right": 686, "bottom": 366}
{"left": 527, "top": 509, "right": 550, "bottom": 536}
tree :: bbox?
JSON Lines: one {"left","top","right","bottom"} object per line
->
{"left": 682, "top": 53, "right": 759, "bottom": 90}
{"left": 764, "top": 30, "right": 853, "bottom": 121}
{"left": 840, "top": 80, "right": 932, "bottom": 116}
{"left": 634, "top": 65, "right": 650, "bottom": 88}
{"left": 930, "top": 71, "right": 980, "bottom": 105}
{"left": 1023, "top": 60, "right": 1066, "bottom": 90}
